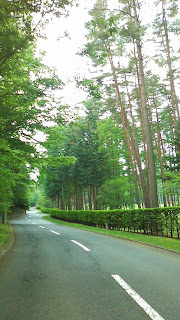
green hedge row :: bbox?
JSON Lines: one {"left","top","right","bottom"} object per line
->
{"left": 40, "top": 207, "right": 180, "bottom": 238}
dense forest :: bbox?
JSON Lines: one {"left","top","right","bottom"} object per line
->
{"left": 0, "top": 0, "right": 72, "bottom": 214}
{"left": 0, "top": 0, "right": 179, "bottom": 215}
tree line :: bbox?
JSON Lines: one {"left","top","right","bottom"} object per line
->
{"left": 0, "top": 0, "right": 72, "bottom": 215}
{"left": 38, "top": 0, "right": 180, "bottom": 210}
{"left": 0, "top": 0, "right": 179, "bottom": 213}
{"left": 37, "top": 0, "right": 180, "bottom": 209}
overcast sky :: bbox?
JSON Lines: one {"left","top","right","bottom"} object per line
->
{"left": 36, "top": 0, "right": 179, "bottom": 111}
{"left": 36, "top": 0, "right": 97, "bottom": 109}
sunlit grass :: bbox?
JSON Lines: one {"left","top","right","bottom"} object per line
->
{"left": 43, "top": 215, "right": 180, "bottom": 252}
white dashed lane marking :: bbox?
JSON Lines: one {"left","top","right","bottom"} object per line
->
{"left": 71, "top": 240, "right": 90, "bottom": 252}
{"left": 111, "top": 275, "right": 165, "bottom": 320}
{"left": 50, "top": 230, "right": 60, "bottom": 235}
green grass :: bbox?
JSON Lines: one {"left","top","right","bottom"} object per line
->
{"left": 43, "top": 215, "right": 180, "bottom": 252}
{"left": 0, "top": 223, "right": 9, "bottom": 248}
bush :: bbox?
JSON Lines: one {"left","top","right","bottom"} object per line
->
{"left": 40, "top": 206, "right": 180, "bottom": 238}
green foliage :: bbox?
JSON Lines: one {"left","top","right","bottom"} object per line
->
{"left": 0, "top": 223, "right": 9, "bottom": 247}
{"left": 79, "top": 0, "right": 180, "bottom": 208}
{"left": 13, "top": 183, "right": 30, "bottom": 209}
{"left": 0, "top": 0, "right": 71, "bottom": 213}
{"left": 98, "top": 177, "right": 135, "bottom": 209}
{"left": 37, "top": 0, "right": 180, "bottom": 210}
{"left": 78, "top": 79, "right": 102, "bottom": 99}
{"left": 42, "top": 155, "right": 76, "bottom": 168}
{"left": 40, "top": 99, "right": 110, "bottom": 209}
{"left": 29, "top": 186, "right": 40, "bottom": 207}
{"left": 41, "top": 206, "right": 180, "bottom": 238}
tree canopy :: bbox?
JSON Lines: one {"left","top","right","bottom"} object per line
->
{"left": 1, "top": 0, "right": 179, "bottom": 213}
{"left": 0, "top": 0, "right": 73, "bottom": 213}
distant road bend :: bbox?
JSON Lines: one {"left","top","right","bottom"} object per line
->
{"left": 0, "top": 208, "right": 179, "bottom": 320}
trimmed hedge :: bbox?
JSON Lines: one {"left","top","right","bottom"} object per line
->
{"left": 40, "top": 206, "right": 180, "bottom": 238}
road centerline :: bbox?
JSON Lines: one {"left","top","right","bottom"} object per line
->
{"left": 71, "top": 240, "right": 90, "bottom": 252}
{"left": 111, "top": 275, "right": 165, "bottom": 320}
{"left": 50, "top": 230, "right": 60, "bottom": 235}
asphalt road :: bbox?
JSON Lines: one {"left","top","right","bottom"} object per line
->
{"left": 0, "top": 208, "right": 179, "bottom": 320}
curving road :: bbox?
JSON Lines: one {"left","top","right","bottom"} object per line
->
{"left": 0, "top": 208, "right": 179, "bottom": 320}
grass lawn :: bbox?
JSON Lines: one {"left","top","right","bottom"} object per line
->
{"left": 0, "top": 224, "right": 9, "bottom": 248}
{"left": 43, "top": 215, "right": 180, "bottom": 252}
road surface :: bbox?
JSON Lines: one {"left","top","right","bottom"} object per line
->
{"left": 0, "top": 208, "right": 179, "bottom": 320}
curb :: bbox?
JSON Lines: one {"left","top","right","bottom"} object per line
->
{"left": 0, "top": 223, "right": 15, "bottom": 260}
{"left": 43, "top": 216, "right": 180, "bottom": 255}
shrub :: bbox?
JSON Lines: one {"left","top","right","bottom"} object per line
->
{"left": 40, "top": 206, "right": 180, "bottom": 238}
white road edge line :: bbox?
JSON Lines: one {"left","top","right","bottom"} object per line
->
{"left": 39, "top": 226, "right": 45, "bottom": 229}
{"left": 71, "top": 240, "right": 90, "bottom": 252}
{"left": 50, "top": 230, "right": 60, "bottom": 235}
{"left": 111, "top": 275, "right": 165, "bottom": 320}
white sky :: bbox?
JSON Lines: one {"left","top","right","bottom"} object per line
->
{"left": 36, "top": 0, "right": 96, "bottom": 108}
{"left": 34, "top": 0, "right": 96, "bottom": 146}
{"left": 36, "top": 0, "right": 180, "bottom": 111}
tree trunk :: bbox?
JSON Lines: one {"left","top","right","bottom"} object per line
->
{"left": 123, "top": 120, "right": 141, "bottom": 208}
{"left": 57, "top": 194, "right": 60, "bottom": 209}
{"left": 177, "top": 192, "right": 180, "bottom": 206}
{"left": 133, "top": 41, "right": 151, "bottom": 194}
{"left": 96, "top": 186, "right": 100, "bottom": 209}
{"left": 154, "top": 103, "right": 167, "bottom": 207}
{"left": 93, "top": 186, "right": 97, "bottom": 210}
{"left": 161, "top": 0, "right": 179, "bottom": 126}
{"left": 106, "top": 44, "right": 151, "bottom": 207}
{"left": 75, "top": 184, "right": 78, "bottom": 210}
{"left": 84, "top": 192, "right": 88, "bottom": 210}
{"left": 68, "top": 189, "right": 72, "bottom": 210}
{"left": 61, "top": 196, "right": 65, "bottom": 210}
{"left": 132, "top": 0, "right": 158, "bottom": 207}
{"left": 87, "top": 185, "right": 92, "bottom": 210}
{"left": 80, "top": 193, "right": 83, "bottom": 210}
